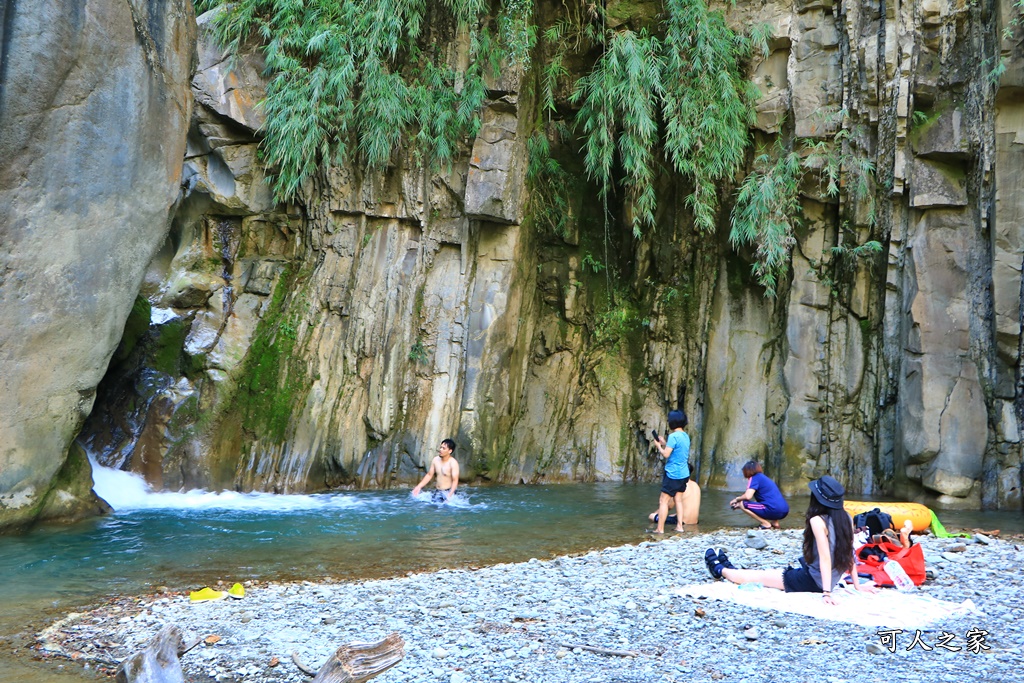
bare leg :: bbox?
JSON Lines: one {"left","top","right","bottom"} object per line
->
{"left": 656, "top": 492, "right": 671, "bottom": 533}
{"left": 739, "top": 506, "right": 772, "bottom": 528}
{"left": 720, "top": 568, "right": 786, "bottom": 590}
{"left": 649, "top": 498, "right": 675, "bottom": 523}
{"left": 899, "top": 519, "right": 913, "bottom": 548}
{"left": 673, "top": 491, "right": 685, "bottom": 531}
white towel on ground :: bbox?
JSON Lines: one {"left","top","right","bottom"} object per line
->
{"left": 674, "top": 582, "right": 981, "bottom": 628}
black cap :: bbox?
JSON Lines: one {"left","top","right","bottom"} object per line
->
{"left": 808, "top": 475, "right": 845, "bottom": 509}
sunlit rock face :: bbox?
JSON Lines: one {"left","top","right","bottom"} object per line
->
{"left": 0, "top": 0, "right": 195, "bottom": 529}
{"left": 7, "top": 0, "right": 1024, "bottom": 528}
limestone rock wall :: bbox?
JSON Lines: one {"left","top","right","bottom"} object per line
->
{"left": 0, "top": 0, "right": 195, "bottom": 528}
{"left": 5, "top": 1, "right": 1021, "bottom": 529}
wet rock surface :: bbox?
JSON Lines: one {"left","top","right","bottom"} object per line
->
{"left": 35, "top": 530, "right": 1024, "bottom": 683}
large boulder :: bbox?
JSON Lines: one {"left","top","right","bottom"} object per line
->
{"left": 0, "top": 0, "right": 195, "bottom": 529}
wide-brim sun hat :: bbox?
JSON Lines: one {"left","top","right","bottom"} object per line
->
{"left": 808, "top": 475, "right": 845, "bottom": 509}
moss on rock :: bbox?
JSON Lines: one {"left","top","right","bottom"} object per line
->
{"left": 36, "top": 443, "right": 111, "bottom": 523}
{"left": 225, "top": 267, "right": 310, "bottom": 443}
{"left": 114, "top": 296, "right": 152, "bottom": 364}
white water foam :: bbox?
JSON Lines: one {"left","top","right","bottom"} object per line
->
{"left": 410, "top": 490, "right": 477, "bottom": 508}
{"left": 90, "top": 460, "right": 154, "bottom": 510}
{"left": 89, "top": 459, "right": 369, "bottom": 513}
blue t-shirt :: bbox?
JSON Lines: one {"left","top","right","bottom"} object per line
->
{"left": 664, "top": 431, "right": 690, "bottom": 480}
{"left": 748, "top": 472, "right": 788, "bottom": 514}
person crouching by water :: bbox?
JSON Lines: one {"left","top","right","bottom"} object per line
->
{"left": 412, "top": 439, "right": 460, "bottom": 503}
{"left": 652, "top": 410, "right": 690, "bottom": 533}
{"left": 730, "top": 460, "right": 789, "bottom": 529}
{"left": 704, "top": 475, "right": 877, "bottom": 604}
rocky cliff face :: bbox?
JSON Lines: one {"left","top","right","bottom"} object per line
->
{"left": 3, "top": 1, "right": 1021, "bottom": 530}
{"left": 0, "top": 0, "right": 196, "bottom": 529}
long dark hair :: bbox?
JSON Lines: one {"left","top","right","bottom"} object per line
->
{"left": 802, "top": 498, "right": 855, "bottom": 573}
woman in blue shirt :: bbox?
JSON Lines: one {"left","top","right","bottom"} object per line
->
{"left": 730, "top": 460, "right": 789, "bottom": 529}
{"left": 652, "top": 409, "right": 690, "bottom": 533}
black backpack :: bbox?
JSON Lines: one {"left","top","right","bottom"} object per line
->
{"left": 853, "top": 508, "right": 894, "bottom": 536}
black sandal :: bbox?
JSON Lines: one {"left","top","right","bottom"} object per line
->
{"left": 704, "top": 547, "right": 723, "bottom": 579}
{"left": 716, "top": 548, "right": 736, "bottom": 570}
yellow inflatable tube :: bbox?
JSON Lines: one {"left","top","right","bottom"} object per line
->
{"left": 844, "top": 500, "right": 931, "bottom": 532}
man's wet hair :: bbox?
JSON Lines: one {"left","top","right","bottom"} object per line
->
{"left": 668, "top": 410, "right": 688, "bottom": 430}
{"left": 441, "top": 438, "right": 457, "bottom": 452}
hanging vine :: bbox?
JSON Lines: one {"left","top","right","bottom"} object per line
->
{"left": 569, "top": 0, "right": 765, "bottom": 235}
{"left": 199, "top": 0, "right": 866, "bottom": 298}
{"left": 196, "top": 0, "right": 499, "bottom": 200}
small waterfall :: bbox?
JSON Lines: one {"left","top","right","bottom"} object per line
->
{"left": 90, "top": 455, "right": 154, "bottom": 509}
{"left": 88, "top": 454, "right": 381, "bottom": 513}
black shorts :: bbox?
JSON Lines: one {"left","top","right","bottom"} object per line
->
{"left": 661, "top": 475, "right": 688, "bottom": 496}
{"left": 782, "top": 565, "right": 822, "bottom": 593}
{"left": 431, "top": 490, "right": 448, "bottom": 504}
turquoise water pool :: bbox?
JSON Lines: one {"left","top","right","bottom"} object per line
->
{"left": 1, "top": 469, "right": 1020, "bottom": 683}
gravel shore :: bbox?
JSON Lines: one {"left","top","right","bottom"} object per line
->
{"left": 36, "top": 529, "right": 1024, "bottom": 682}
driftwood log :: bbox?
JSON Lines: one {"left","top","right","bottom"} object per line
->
{"left": 117, "top": 625, "right": 403, "bottom": 683}
{"left": 293, "top": 633, "right": 405, "bottom": 683}
{"left": 115, "top": 624, "right": 185, "bottom": 683}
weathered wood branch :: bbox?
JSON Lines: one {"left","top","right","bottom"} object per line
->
{"left": 178, "top": 637, "right": 201, "bottom": 656}
{"left": 292, "top": 651, "right": 318, "bottom": 675}
{"left": 558, "top": 642, "right": 638, "bottom": 657}
{"left": 115, "top": 624, "right": 185, "bottom": 683}
{"left": 118, "top": 626, "right": 403, "bottom": 683}
{"left": 309, "top": 633, "right": 405, "bottom": 683}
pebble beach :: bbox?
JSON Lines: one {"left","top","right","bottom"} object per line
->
{"left": 35, "top": 529, "right": 1024, "bottom": 683}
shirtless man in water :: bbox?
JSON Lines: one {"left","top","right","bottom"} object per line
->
{"left": 412, "top": 439, "right": 460, "bottom": 503}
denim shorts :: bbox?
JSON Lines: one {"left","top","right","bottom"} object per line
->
{"left": 782, "top": 565, "right": 822, "bottom": 593}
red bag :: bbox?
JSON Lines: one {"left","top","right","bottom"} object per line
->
{"left": 855, "top": 540, "right": 927, "bottom": 586}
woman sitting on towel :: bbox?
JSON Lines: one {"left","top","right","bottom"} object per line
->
{"left": 705, "top": 475, "right": 877, "bottom": 604}
{"left": 730, "top": 460, "right": 789, "bottom": 529}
